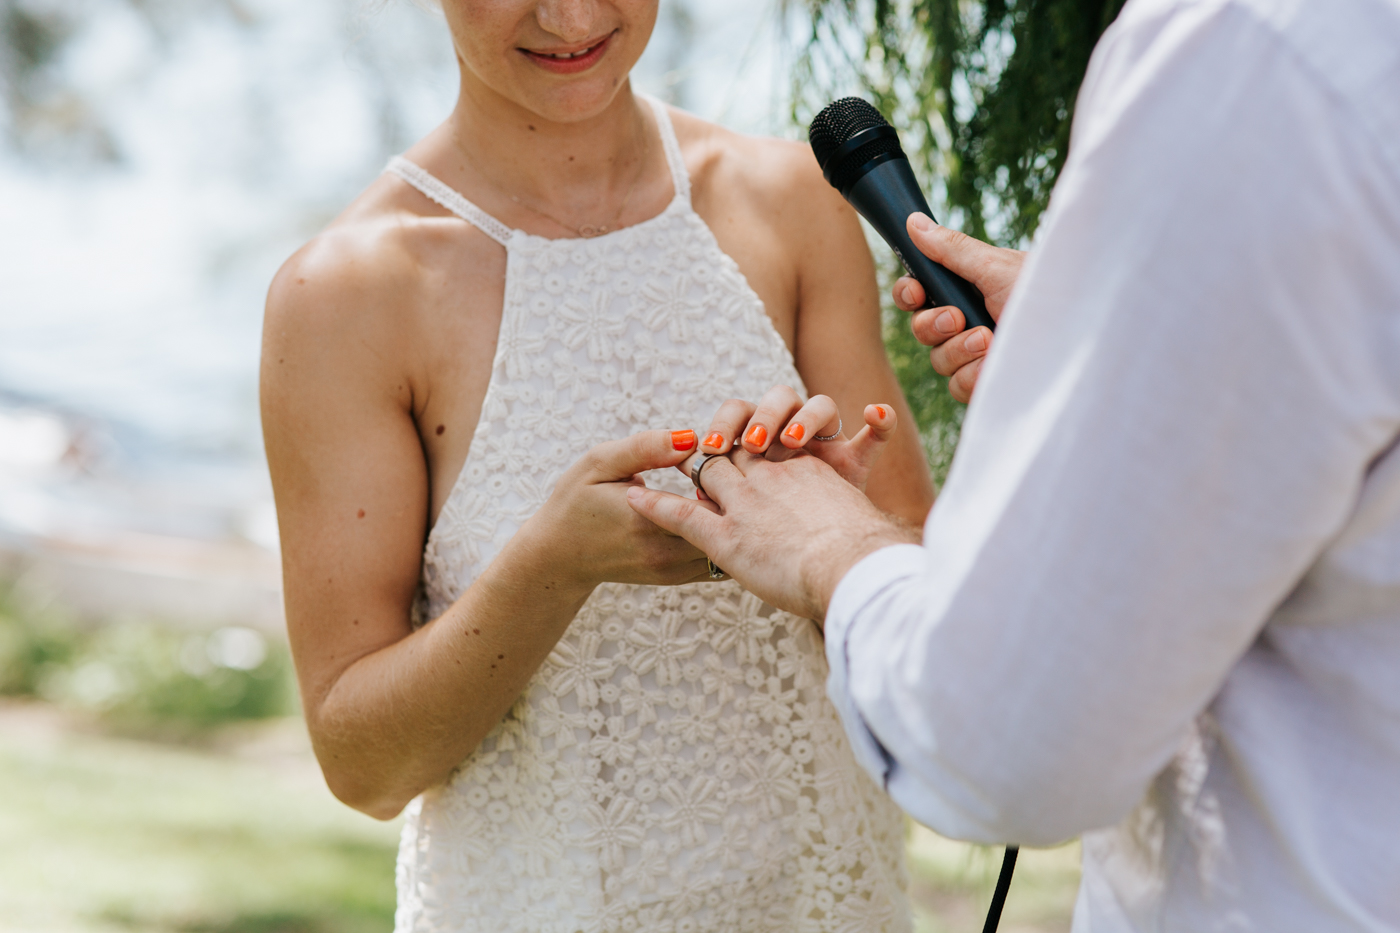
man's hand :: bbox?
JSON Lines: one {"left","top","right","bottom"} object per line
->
{"left": 628, "top": 448, "right": 919, "bottom": 622}
{"left": 893, "top": 213, "right": 1026, "bottom": 403}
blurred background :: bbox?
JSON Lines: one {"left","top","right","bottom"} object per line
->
{"left": 0, "top": 0, "right": 1119, "bottom": 929}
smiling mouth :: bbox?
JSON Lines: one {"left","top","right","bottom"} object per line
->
{"left": 521, "top": 31, "right": 615, "bottom": 73}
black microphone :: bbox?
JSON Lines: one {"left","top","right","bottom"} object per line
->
{"left": 810, "top": 98, "right": 995, "bottom": 333}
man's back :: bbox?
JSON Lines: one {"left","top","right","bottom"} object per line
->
{"left": 1017, "top": 0, "right": 1400, "bottom": 927}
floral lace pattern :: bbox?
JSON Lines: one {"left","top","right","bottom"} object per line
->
{"left": 392, "top": 98, "right": 909, "bottom": 933}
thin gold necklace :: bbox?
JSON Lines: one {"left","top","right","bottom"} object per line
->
{"left": 454, "top": 114, "right": 651, "bottom": 239}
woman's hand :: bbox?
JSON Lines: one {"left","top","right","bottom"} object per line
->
{"left": 893, "top": 213, "right": 1027, "bottom": 403}
{"left": 524, "top": 429, "right": 715, "bottom": 592}
{"left": 691, "top": 385, "right": 897, "bottom": 494}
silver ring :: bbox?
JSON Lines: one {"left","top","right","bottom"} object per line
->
{"left": 814, "top": 418, "right": 842, "bottom": 442}
{"left": 707, "top": 558, "right": 727, "bottom": 580}
{"left": 690, "top": 452, "right": 725, "bottom": 492}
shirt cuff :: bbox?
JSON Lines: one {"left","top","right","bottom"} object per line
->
{"left": 824, "top": 543, "right": 928, "bottom": 790}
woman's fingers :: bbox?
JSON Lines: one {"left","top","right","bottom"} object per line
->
{"left": 699, "top": 398, "right": 758, "bottom": 454}
{"left": 580, "top": 428, "right": 699, "bottom": 483}
{"left": 927, "top": 325, "right": 992, "bottom": 379}
{"left": 842, "top": 404, "right": 897, "bottom": 476}
{"left": 740, "top": 385, "right": 804, "bottom": 455}
{"left": 777, "top": 395, "right": 841, "bottom": 449}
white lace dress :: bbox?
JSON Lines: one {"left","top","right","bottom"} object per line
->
{"left": 384, "top": 97, "right": 910, "bottom": 933}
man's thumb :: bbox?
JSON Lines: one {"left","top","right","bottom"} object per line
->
{"left": 906, "top": 213, "right": 992, "bottom": 284}
{"left": 580, "top": 429, "right": 697, "bottom": 482}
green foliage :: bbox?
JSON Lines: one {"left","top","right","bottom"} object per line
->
{"left": 883, "top": 302, "right": 964, "bottom": 487}
{"left": 0, "top": 586, "right": 81, "bottom": 696}
{"left": 50, "top": 620, "right": 294, "bottom": 732}
{"left": 793, "top": 0, "right": 1126, "bottom": 246}
{"left": 793, "top": 0, "right": 1124, "bottom": 476}
{"left": 0, "top": 584, "right": 294, "bottom": 732}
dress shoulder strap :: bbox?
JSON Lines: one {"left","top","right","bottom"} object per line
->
{"left": 384, "top": 156, "right": 514, "bottom": 246}
{"left": 643, "top": 95, "right": 691, "bottom": 205}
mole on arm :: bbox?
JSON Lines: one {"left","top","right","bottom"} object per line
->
{"left": 435, "top": 424, "right": 446, "bottom": 436}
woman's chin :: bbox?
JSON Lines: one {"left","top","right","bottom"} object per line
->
{"left": 506, "top": 73, "right": 635, "bottom": 125}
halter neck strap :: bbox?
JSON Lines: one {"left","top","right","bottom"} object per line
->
{"left": 384, "top": 156, "right": 513, "bottom": 246}
{"left": 384, "top": 93, "right": 691, "bottom": 243}
{"left": 643, "top": 94, "right": 691, "bottom": 206}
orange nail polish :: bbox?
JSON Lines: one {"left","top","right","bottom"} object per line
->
{"left": 875, "top": 406, "right": 887, "bottom": 419}
{"left": 671, "top": 430, "right": 696, "bottom": 451}
{"left": 703, "top": 432, "right": 724, "bottom": 450}
{"left": 784, "top": 423, "right": 805, "bottom": 441}
{"left": 746, "top": 424, "right": 767, "bottom": 447}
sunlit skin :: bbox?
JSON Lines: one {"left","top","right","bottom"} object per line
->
{"left": 261, "top": 0, "right": 933, "bottom": 819}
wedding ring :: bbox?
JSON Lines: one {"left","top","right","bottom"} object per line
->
{"left": 690, "top": 452, "right": 725, "bottom": 493}
{"left": 707, "top": 558, "right": 727, "bottom": 580}
{"left": 814, "top": 418, "right": 842, "bottom": 442}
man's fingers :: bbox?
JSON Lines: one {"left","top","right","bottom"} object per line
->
{"left": 680, "top": 448, "right": 747, "bottom": 504}
{"left": 582, "top": 429, "right": 699, "bottom": 482}
{"left": 945, "top": 357, "right": 983, "bottom": 404}
{"left": 626, "top": 486, "right": 724, "bottom": 554}
{"left": 909, "top": 305, "right": 967, "bottom": 349}
{"left": 906, "top": 212, "right": 1000, "bottom": 286}
{"left": 928, "top": 326, "right": 992, "bottom": 378}
{"left": 892, "top": 276, "right": 926, "bottom": 312}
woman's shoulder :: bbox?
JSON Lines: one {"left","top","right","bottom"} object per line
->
{"left": 667, "top": 108, "right": 824, "bottom": 196}
{"left": 666, "top": 106, "right": 855, "bottom": 236}
{"left": 265, "top": 172, "right": 502, "bottom": 346}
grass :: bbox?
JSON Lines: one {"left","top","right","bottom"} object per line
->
{"left": 0, "top": 703, "right": 1079, "bottom": 933}
{"left": 0, "top": 705, "right": 400, "bottom": 933}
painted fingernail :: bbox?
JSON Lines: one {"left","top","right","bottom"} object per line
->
{"left": 703, "top": 432, "right": 724, "bottom": 450}
{"left": 875, "top": 406, "right": 887, "bottom": 419}
{"left": 671, "top": 430, "right": 696, "bottom": 451}
{"left": 784, "top": 423, "right": 805, "bottom": 442}
{"left": 745, "top": 424, "right": 767, "bottom": 447}
{"left": 965, "top": 330, "right": 988, "bottom": 353}
{"left": 935, "top": 310, "right": 959, "bottom": 334}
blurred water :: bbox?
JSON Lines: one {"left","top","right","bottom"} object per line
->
{"left": 0, "top": 0, "right": 794, "bottom": 564}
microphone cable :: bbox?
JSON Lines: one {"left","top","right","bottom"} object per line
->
{"left": 981, "top": 846, "right": 1019, "bottom": 933}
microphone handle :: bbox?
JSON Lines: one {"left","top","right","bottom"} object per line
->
{"left": 845, "top": 159, "right": 996, "bottom": 333}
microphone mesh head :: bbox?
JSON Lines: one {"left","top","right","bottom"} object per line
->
{"left": 809, "top": 97, "right": 906, "bottom": 191}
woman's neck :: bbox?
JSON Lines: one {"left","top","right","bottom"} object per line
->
{"left": 444, "top": 74, "right": 652, "bottom": 225}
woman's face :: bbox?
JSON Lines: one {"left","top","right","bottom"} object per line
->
{"left": 443, "top": 0, "right": 659, "bottom": 123}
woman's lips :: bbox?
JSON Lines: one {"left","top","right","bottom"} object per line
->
{"left": 520, "top": 32, "right": 614, "bottom": 75}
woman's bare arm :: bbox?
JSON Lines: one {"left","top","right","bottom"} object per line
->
{"left": 776, "top": 146, "right": 937, "bottom": 525}
{"left": 262, "top": 227, "right": 704, "bottom": 819}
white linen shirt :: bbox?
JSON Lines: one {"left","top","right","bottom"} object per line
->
{"left": 824, "top": 0, "right": 1400, "bottom": 929}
